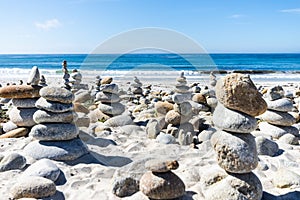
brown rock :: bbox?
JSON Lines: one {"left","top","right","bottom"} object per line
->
{"left": 0, "top": 127, "right": 28, "bottom": 139}
{"left": 216, "top": 73, "right": 267, "bottom": 116}
{"left": 192, "top": 93, "right": 207, "bottom": 104}
{"left": 73, "top": 103, "right": 89, "bottom": 114}
{"left": 140, "top": 171, "right": 185, "bottom": 199}
{"left": 165, "top": 110, "right": 191, "bottom": 125}
{"left": 145, "top": 159, "right": 179, "bottom": 172}
{"left": 0, "top": 85, "right": 41, "bottom": 99}
{"left": 155, "top": 101, "right": 173, "bottom": 115}
{"left": 101, "top": 77, "right": 113, "bottom": 84}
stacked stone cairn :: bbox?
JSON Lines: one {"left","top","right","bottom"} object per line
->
{"left": 203, "top": 73, "right": 267, "bottom": 200}
{"left": 69, "top": 69, "right": 88, "bottom": 92}
{"left": 258, "top": 85, "right": 299, "bottom": 147}
{"left": 139, "top": 159, "right": 185, "bottom": 199}
{"left": 163, "top": 72, "right": 194, "bottom": 145}
{"left": 24, "top": 86, "right": 88, "bottom": 161}
{"left": 95, "top": 80, "right": 125, "bottom": 121}
{"left": 209, "top": 71, "right": 217, "bottom": 87}
{"left": 130, "top": 76, "right": 143, "bottom": 102}
{"left": 0, "top": 66, "right": 42, "bottom": 138}
{"left": 62, "top": 60, "right": 71, "bottom": 90}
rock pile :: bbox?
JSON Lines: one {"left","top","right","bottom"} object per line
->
{"left": 24, "top": 86, "right": 88, "bottom": 161}
{"left": 204, "top": 73, "right": 265, "bottom": 200}
{"left": 259, "top": 85, "right": 298, "bottom": 140}
{"left": 69, "top": 69, "right": 88, "bottom": 92}
{"left": 140, "top": 159, "right": 185, "bottom": 199}
{"left": 0, "top": 66, "right": 42, "bottom": 138}
{"left": 96, "top": 80, "right": 125, "bottom": 120}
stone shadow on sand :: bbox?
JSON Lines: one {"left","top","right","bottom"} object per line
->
{"left": 262, "top": 191, "right": 300, "bottom": 200}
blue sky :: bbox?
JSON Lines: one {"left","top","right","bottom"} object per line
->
{"left": 0, "top": 0, "right": 300, "bottom": 53}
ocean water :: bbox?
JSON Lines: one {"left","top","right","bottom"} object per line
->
{"left": 1, "top": 53, "right": 300, "bottom": 83}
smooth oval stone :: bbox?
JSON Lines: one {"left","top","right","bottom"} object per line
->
{"left": 74, "top": 90, "right": 91, "bottom": 103}
{"left": 156, "top": 133, "right": 176, "bottom": 144}
{"left": 101, "top": 77, "right": 113, "bottom": 84}
{"left": 265, "top": 98, "right": 294, "bottom": 112}
{"left": 132, "top": 87, "right": 143, "bottom": 95}
{"left": 9, "top": 107, "right": 38, "bottom": 127}
{"left": 100, "top": 83, "right": 119, "bottom": 94}
{"left": 23, "top": 138, "right": 89, "bottom": 161}
{"left": 12, "top": 98, "right": 39, "bottom": 108}
{"left": 165, "top": 110, "right": 191, "bottom": 126}
{"left": 70, "top": 71, "right": 82, "bottom": 80}
{"left": 95, "top": 92, "right": 120, "bottom": 103}
{"left": 172, "top": 92, "right": 191, "bottom": 104}
{"left": 192, "top": 93, "right": 207, "bottom": 104}
{"left": 258, "top": 122, "right": 299, "bottom": 139}
{"left": 0, "top": 85, "right": 41, "bottom": 99}
{"left": 22, "top": 159, "right": 60, "bottom": 182}
{"left": 146, "top": 119, "right": 161, "bottom": 139}
{"left": 211, "top": 130, "right": 258, "bottom": 173}
{"left": 259, "top": 110, "right": 296, "bottom": 126}
{"left": 35, "top": 97, "right": 73, "bottom": 113}
{"left": 213, "top": 103, "right": 257, "bottom": 133}
{"left": 145, "top": 159, "right": 179, "bottom": 172}
{"left": 0, "top": 152, "right": 27, "bottom": 172}
{"left": 33, "top": 110, "right": 77, "bottom": 124}
{"left": 266, "top": 85, "right": 284, "bottom": 101}
{"left": 216, "top": 73, "right": 267, "bottom": 116}
{"left": 40, "top": 86, "right": 74, "bottom": 103}
{"left": 98, "top": 102, "right": 125, "bottom": 115}
{"left": 103, "top": 115, "right": 133, "bottom": 127}
{"left": 255, "top": 136, "right": 279, "bottom": 156}
{"left": 10, "top": 176, "right": 56, "bottom": 199}
{"left": 27, "top": 66, "right": 40, "bottom": 85}
{"left": 0, "top": 127, "right": 29, "bottom": 139}
{"left": 29, "top": 123, "right": 79, "bottom": 140}
{"left": 174, "top": 85, "right": 190, "bottom": 93}
{"left": 155, "top": 101, "right": 174, "bottom": 115}
{"left": 140, "top": 171, "right": 185, "bottom": 199}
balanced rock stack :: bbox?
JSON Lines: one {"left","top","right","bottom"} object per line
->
{"left": 69, "top": 69, "right": 88, "bottom": 92}
{"left": 130, "top": 76, "right": 143, "bottom": 98}
{"left": 96, "top": 80, "right": 125, "bottom": 120}
{"left": 259, "top": 86, "right": 298, "bottom": 140}
{"left": 209, "top": 71, "right": 217, "bottom": 87}
{"left": 140, "top": 159, "right": 185, "bottom": 199}
{"left": 24, "top": 86, "right": 88, "bottom": 161}
{"left": 0, "top": 66, "right": 41, "bottom": 138}
{"left": 164, "top": 72, "right": 194, "bottom": 145}
{"left": 204, "top": 73, "right": 266, "bottom": 200}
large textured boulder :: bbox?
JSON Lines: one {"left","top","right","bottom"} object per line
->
{"left": 216, "top": 73, "right": 267, "bottom": 116}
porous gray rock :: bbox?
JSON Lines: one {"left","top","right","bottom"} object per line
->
{"left": 112, "top": 176, "right": 139, "bottom": 197}
{"left": 211, "top": 130, "right": 258, "bottom": 173}
{"left": 29, "top": 123, "right": 79, "bottom": 141}
{"left": 10, "top": 176, "right": 56, "bottom": 199}
{"left": 213, "top": 103, "right": 257, "bottom": 133}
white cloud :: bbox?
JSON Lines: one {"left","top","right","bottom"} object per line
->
{"left": 280, "top": 8, "right": 300, "bottom": 13}
{"left": 35, "top": 19, "right": 62, "bottom": 31}
{"left": 229, "top": 14, "right": 244, "bottom": 19}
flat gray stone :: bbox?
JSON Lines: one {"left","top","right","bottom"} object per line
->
{"left": 258, "top": 122, "right": 299, "bottom": 139}
{"left": 35, "top": 97, "right": 73, "bottom": 113}
{"left": 29, "top": 123, "right": 79, "bottom": 140}
{"left": 172, "top": 93, "right": 191, "bottom": 104}
{"left": 265, "top": 98, "right": 294, "bottom": 112}
{"left": 211, "top": 130, "right": 258, "bottom": 173}
{"left": 103, "top": 114, "right": 133, "bottom": 127}
{"left": 0, "top": 152, "right": 26, "bottom": 172}
{"left": 22, "top": 159, "right": 60, "bottom": 182}
{"left": 12, "top": 98, "right": 38, "bottom": 108}
{"left": 213, "top": 103, "right": 257, "bottom": 133}
{"left": 40, "top": 86, "right": 74, "bottom": 103}
{"left": 95, "top": 92, "right": 120, "bottom": 103}
{"left": 100, "top": 83, "right": 119, "bottom": 94}
{"left": 9, "top": 107, "right": 38, "bottom": 127}
{"left": 259, "top": 110, "right": 296, "bottom": 126}
{"left": 98, "top": 102, "right": 125, "bottom": 115}
{"left": 27, "top": 66, "right": 40, "bottom": 85}
{"left": 33, "top": 110, "right": 77, "bottom": 124}
{"left": 255, "top": 136, "right": 279, "bottom": 156}
{"left": 10, "top": 176, "right": 56, "bottom": 199}
{"left": 24, "top": 138, "right": 89, "bottom": 161}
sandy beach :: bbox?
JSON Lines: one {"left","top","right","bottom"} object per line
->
{"left": 0, "top": 68, "right": 300, "bottom": 200}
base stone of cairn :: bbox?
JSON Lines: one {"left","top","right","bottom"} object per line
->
{"left": 0, "top": 66, "right": 42, "bottom": 138}
{"left": 139, "top": 159, "right": 185, "bottom": 199}
{"left": 202, "top": 73, "right": 265, "bottom": 200}
{"left": 163, "top": 72, "right": 194, "bottom": 145}
{"left": 24, "top": 86, "right": 88, "bottom": 161}
{"left": 259, "top": 86, "right": 298, "bottom": 140}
